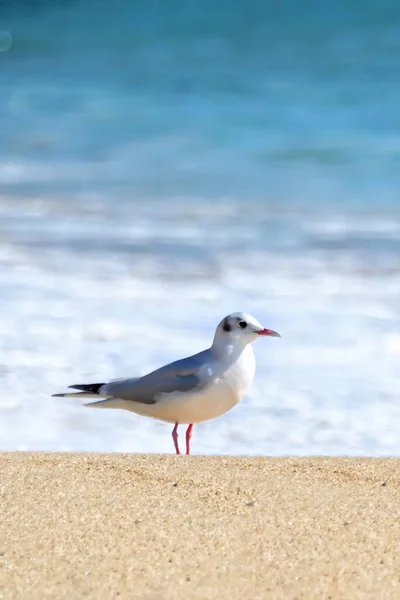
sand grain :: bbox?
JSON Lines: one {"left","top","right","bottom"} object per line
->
{"left": 0, "top": 453, "right": 399, "bottom": 599}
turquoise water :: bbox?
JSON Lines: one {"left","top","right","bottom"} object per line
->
{"left": 1, "top": 1, "right": 400, "bottom": 454}
{"left": 2, "top": 1, "right": 400, "bottom": 202}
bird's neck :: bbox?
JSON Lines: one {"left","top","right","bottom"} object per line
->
{"left": 211, "top": 337, "right": 249, "bottom": 364}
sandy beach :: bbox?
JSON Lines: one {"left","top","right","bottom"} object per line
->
{"left": 1, "top": 453, "right": 399, "bottom": 599}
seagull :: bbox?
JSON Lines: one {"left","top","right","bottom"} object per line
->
{"left": 52, "top": 312, "right": 280, "bottom": 454}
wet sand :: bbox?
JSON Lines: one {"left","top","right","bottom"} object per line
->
{"left": 1, "top": 453, "right": 399, "bottom": 599}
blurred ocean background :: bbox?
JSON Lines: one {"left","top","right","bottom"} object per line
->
{"left": 1, "top": 0, "right": 400, "bottom": 455}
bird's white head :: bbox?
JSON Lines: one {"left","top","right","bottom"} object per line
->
{"left": 213, "top": 312, "right": 281, "bottom": 347}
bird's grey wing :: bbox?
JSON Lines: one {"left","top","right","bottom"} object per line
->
{"left": 101, "top": 350, "right": 214, "bottom": 404}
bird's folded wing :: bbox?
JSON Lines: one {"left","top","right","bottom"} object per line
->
{"left": 101, "top": 358, "right": 212, "bottom": 404}
{"left": 101, "top": 350, "right": 215, "bottom": 404}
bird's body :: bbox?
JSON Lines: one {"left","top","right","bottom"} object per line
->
{"left": 52, "top": 312, "right": 280, "bottom": 454}
{"left": 89, "top": 343, "right": 256, "bottom": 424}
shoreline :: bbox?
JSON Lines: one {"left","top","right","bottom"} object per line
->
{"left": 1, "top": 453, "right": 399, "bottom": 599}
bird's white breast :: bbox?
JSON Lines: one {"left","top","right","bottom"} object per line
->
{"left": 220, "top": 343, "right": 256, "bottom": 400}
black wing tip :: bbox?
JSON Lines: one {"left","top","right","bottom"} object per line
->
{"left": 68, "top": 383, "right": 105, "bottom": 394}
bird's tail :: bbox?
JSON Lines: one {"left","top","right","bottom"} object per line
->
{"left": 84, "top": 398, "right": 120, "bottom": 408}
{"left": 52, "top": 382, "right": 126, "bottom": 409}
{"left": 52, "top": 383, "right": 105, "bottom": 399}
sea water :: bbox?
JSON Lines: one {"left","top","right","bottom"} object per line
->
{"left": 1, "top": 1, "right": 400, "bottom": 455}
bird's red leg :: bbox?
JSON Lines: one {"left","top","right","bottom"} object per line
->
{"left": 172, "top": 422, "right": 180, "bottom": 455}
{"left": 185, "top": 424, "right": 193, "bottom": 455}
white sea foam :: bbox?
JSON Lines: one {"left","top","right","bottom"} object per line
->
{"left": 1, "top": 196, "right": 400, "bottom": 455}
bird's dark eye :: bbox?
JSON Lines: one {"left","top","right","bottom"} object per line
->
{"left": 238, "top": 320, "right": 247, "bottom": 329}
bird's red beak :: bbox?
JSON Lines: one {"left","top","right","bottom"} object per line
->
{"left": 257, "top": 328, "right": 281, "bottom": 337}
